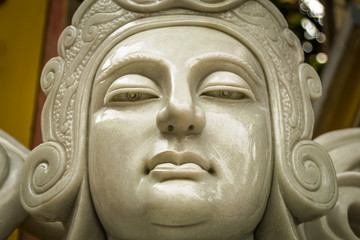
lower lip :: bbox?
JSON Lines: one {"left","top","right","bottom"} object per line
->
{"left": 149, "top": 163, "right": 208, "bottom": 182}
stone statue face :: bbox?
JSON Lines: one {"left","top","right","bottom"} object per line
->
{"left": 88, "top": 26, "right": 272, "bottom": 240}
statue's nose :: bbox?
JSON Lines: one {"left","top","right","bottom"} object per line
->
{"left": 156, "top": 95, "right": 206, "bottom": 136}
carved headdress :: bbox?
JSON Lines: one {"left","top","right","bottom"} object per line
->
{"left": 20, "top": 0, "right": 337, "bottom": 239}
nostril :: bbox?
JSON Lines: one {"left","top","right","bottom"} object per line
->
{"left": 188, "top": 125, "right": 194, "bottom": 131}
{"left": 168, "top": 125, "right": 174, "bottom": 132}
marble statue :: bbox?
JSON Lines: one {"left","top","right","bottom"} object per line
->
{"left": 1, "top": 0, "right": 359, "bottom": 239}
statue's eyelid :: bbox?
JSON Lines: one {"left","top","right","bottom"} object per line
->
{"left": 104, "top": 87, "right": 160, "bottom": 104}
{"left": 197, "top": 71, "right": 256, "bottom": 100}
{"left": 199, "top": 85, "right": 255, "bottom": 100}
{"left": 103, "top": 74, "right": 161, "bottom": 104}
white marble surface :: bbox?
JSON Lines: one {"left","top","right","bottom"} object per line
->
{"left": 1, "top": 0, "right": 356, "bottom": 239}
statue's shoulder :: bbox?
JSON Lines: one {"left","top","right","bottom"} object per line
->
{"left": 0, "top": 130, "right": 66, "bottom": 239}
{"left": 301, "top": 128, "right": 360, "bottom": 240}
{"left": 315, "top": 128, "right": 360, "bottom": 173}
{"left": 0, "top": 129, "right": 29, "bottom": 239}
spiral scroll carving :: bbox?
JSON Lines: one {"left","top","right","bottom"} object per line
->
{"left": 114, "top": 0, "right": 245, "bottom": 12}
{"left": 58, "top": 26, "right": 77, "bottom": 57}
{"left": 307, "top": 78, "right": 322, "bottom": 103}
{"left": 282, "top": 140, "right": 337, "bottom": 221}
{"left": 298, "top": 63, "right": 322, "bottom": 139}
{"left": 292, "top": 142, "right": 323, "bottom": 192}
{"left": 40, "top": 57, "right": 64, "bottom": 96}
{"left": 20, "top": 142, "right": 68, "bottom": 220}
{"left": 299, "top": 63, "right": 322, "bottom": 103}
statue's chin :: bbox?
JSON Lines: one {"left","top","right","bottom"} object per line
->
{"left": 138, "top": 179, "right": 214, "bottom": 227}
{"left": 99, "top": 177, "right": 258, "bottom": 240}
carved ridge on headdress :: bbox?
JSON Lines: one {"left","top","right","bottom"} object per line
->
{"left": 113, "top": 0, "right": 246, "bottom": 13}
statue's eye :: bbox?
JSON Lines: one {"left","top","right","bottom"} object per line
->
{"left": 201, "top": 89, "right": 248, "bottom": 100}
{"left": 106, "top": 90, "right": 158, "bottom": 103}
{"left": 127, "top": 92, "right": 141, "bottom": 101}
{"left": 104, "top": 74, "right": 160, "bottom": 104}
{"left": 198, "top": 71, "right": 255, "bottom": 101}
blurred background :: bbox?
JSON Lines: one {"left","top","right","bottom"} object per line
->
{"left": 0, "top": 0, "right": 359, "bottom": 239}
{"left": 274, "top": 0, "right": 360, "bottom": 136}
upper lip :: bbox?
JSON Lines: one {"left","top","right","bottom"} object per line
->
{"left": 148, "top": 151, "right": 210, "bottom": 172}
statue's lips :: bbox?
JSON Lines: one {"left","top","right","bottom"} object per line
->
{"left": 147, "top": 151, "right": 210, "bottom": 181}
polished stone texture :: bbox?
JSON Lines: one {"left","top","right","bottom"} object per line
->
{"left": 1, "top": 0, "right": 358, "bottom": 239}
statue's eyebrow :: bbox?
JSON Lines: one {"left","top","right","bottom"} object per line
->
{"left": 95, "top": 53, "right": 171, "bottom": 84}
{"left": 186, "top": 53, "right": 265, "bottom": 86}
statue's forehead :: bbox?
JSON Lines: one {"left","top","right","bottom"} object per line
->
{"left": 98, "top": 26, "right": 264, "bottom": 82}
